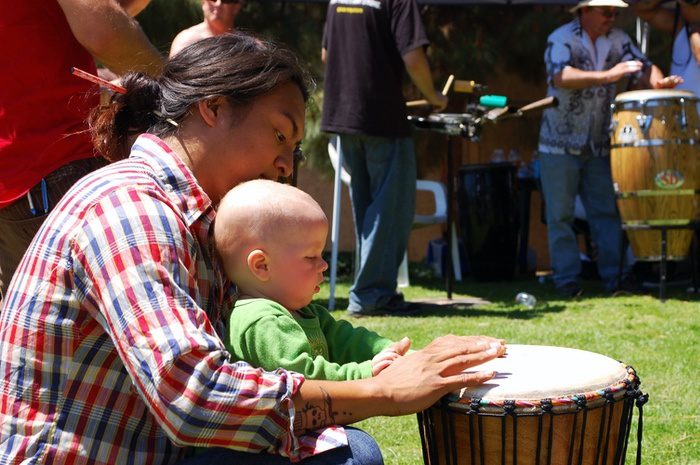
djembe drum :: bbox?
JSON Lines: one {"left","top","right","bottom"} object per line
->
{"left": 417, "top": 345, "right": 647, "bottom": 465}
{"left": 610, "top": 89, "right": 700, "bottom": 260}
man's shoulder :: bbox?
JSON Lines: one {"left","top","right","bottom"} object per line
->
{"left": 170, "top": 24, "right": 210, "bottom": 55}
{"left": 549, "top": 19, "right": 580, "bottom": 41}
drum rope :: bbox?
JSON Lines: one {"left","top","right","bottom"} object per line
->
{"left": 602, "top": 392, "right": 617, "bottom": 465}
{"left": 478, "top": 414, "right": 486, "bottom": 465}
{"left": 575, "top": 396, "right": 589, "bottom": 465}
{"left": 594, "top": 397, "right": 607, "bottom": 465}
{"left": 416, "top": 411, "right": 431, "bottom": 465}
{"left": 535, "top": 411, "right": 544, "bottom": 465}
{"left": 468, "top": 405, "right": 477, "bottom": 465}
{"left": 542, "top": 399, "right": 554, "bottom": 465}
{"left": 440, "top": 399, "right": 453, "bottom": 465}
{"left": 468, "top": 398, "right": 486, "bottom": 465}
{"left": 616, "top": 393, "right": 634, "bottom": 464}
{"left": 635, "top": 391, "right": 649, "bottom": 465}
{"left": 567, "top": 405, "right": 579, "bottom": 465}
{"left": 504, "top": 400, "right": 517, "bottom": 465}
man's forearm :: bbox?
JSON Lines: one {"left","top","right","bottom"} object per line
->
{"left": 403, "top": 47, "right": 440, "bottom": 103}
{"left": 554, "top": 67, "right": 611, "bottom": 89}
{"left": 293, "top": 379, "right": 382, "bottom": 432}
{"left": 58, "top": 0, "right": 163, "bottom": 76}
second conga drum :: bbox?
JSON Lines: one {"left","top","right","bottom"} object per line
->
{"left": 417, "top": 345, "right": 647, "bottom": 465}
{"left": 457, "top": 163, "right": 519, "bottom": 281}
{"left": 610, "top": 89, "right": 700, "bottom": 260}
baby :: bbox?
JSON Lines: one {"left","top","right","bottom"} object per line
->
{"left": 214, "top": 179, "right": 409, "bottom": 380}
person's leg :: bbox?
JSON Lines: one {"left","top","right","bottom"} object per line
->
{"left": 343, "top": 135, "right": 416, "bottom": 313}
{"left": 579, "top": 155, "right": 626, "bottom": 291}
{"left": 538, "top": 152, "right": 583, "bottom": 291}
{"left": 175, "top": 427, "right": 383, "bottom": 465}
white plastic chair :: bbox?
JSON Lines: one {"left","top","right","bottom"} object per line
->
{"left": 327, "top": 135, "right": 461, "bottom": 310}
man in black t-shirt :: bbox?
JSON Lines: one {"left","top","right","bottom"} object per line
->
{"left": 321, "top": 0, "right": 447, "bottom": 316}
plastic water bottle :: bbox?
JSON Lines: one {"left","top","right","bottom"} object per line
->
{"left": 515, "top": 292, "right": 537, "bottom": 309}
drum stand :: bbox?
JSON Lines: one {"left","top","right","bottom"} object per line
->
{"left": 619, "top": 222, "right": 700, "bottom": 301}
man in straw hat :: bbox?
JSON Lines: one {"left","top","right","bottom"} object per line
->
{"left": 536, "top": 0, "right": 682, "bottom": 298}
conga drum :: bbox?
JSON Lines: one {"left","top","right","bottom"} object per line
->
{"left": 457, "top": 163, "right": 519, "bottom": 281}
{"left": 610, "top": 90, "right": 700, "bottom": 260}
{"left": 417, "top": 345, "right": 647, "bottom": 465}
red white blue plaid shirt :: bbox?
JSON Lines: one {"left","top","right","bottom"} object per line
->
{"left": 0, "top": 134, "right": 347, "bottom": 464}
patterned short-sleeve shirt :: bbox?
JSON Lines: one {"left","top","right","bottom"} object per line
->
{"left": 538, "top": 18, "right": 652, "bottom": 157}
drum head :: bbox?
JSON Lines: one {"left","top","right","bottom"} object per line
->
{"left": 458, "top": 345, "right": 629, "bottom": 401}
{"left": 615, "top": 89, "right": 698, "bottom": 102}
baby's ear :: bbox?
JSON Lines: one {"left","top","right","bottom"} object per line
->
{"left": 247, "top": 249, "right": 270, "bottom": 282}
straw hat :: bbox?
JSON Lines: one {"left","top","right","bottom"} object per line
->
{"left": 570, "top": 0, "right": 629, "bottom": 13}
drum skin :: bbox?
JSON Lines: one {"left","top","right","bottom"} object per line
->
{"left": 418, "top": 345, "right": 643, "bottom": 465}
{"left": 610, "top": 90, "right": 700, "bottom": 261}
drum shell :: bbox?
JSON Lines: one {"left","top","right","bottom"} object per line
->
{"left": 610, "top": 91, "right": 700, "bottom": 261}
{"left": 457, "top": 163, "right": 519, "bottom": 281}
{"left": 419, "top": 393, "right": 632, "bottom": 465}
{"left": 417, "top": 344, "right": 643, "bottom": 465}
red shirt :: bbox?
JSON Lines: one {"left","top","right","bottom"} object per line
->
{"left": 0, "top": 0, "right": 99, "bottom": 207}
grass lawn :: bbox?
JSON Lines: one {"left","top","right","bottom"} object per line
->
{"left": 314, "top": 268, "right": 700, "bottom": 465}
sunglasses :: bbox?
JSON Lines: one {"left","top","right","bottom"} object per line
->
{"left": 594, "top": 7, "right": 619, "bottom": 18}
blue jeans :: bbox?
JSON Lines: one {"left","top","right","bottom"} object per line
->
{"left": 175, "top": 427, "right": 383, "bottom": 465}
{"left": 539, "top": 152, "right": 627, "bottom": 291}
{"left": 339, "top": 135, "right": 416, "bottom": 311}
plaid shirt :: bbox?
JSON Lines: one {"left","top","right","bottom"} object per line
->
{"left": 0, "top": 134, "right": 347, "bottom": 465}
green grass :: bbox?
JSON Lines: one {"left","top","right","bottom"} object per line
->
{"left": 314, "top": 269, "right": 700, "bottom": 465}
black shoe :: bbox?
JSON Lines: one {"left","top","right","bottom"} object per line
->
{"left": 556, "top": 282, "right": 583, "bottom": 299}
{"left": 611, "top": 274, "right": 646, "bottom": 296}
{"left": 347, "top": 294, "right": 421, "bottom": 317}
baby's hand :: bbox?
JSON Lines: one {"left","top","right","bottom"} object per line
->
{"left": 385, "top": 336, "right": 411, "bottom": 356}
{"left": 371, "top": 337, "right": 411, "bottom": 376}
{"left": 371, "top": 349, "right": 401, "bottom": 376}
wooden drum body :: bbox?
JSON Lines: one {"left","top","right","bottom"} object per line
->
{"left": 610, "top": 90, "right": 700, "bottom": 260}
{"left": 418, "top": 345, "right": 646, "bottom": 465}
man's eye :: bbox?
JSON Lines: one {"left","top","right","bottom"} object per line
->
{"left": 275, "top": 130, "right": 285, "bottom": 143}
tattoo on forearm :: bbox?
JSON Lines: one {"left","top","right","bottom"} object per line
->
{"left": 294, "top": 387, "right": 351, "bottom": 432}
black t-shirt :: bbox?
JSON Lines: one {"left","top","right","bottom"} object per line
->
{"left": 321, "top": 0, "right": 429, "bottom": 137}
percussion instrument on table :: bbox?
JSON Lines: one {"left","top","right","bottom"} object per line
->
{"left": 610, "top": 89, "right": 700, "bottom": 261}
{"left": 418, "top": 345, "right": 647, "bottom": 465}
{"left": 457, "top": 163, "right": 519, "bottom": 281}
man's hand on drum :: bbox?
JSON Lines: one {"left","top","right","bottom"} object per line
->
{"left": 654, "top": 74, "right": 684, "bottom": 89}
{"left": 371, "top": 335, "right": 506, "bottom": 416}
{"left": 607, "top": 60, "right": 644, "bottom": 83}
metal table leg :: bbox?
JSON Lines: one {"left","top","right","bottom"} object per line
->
{"left": 660, "top": 227, "right": 668, "bottom": 302}
{"left": 445, "top": 136, "right": 454, "bottom": 299}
